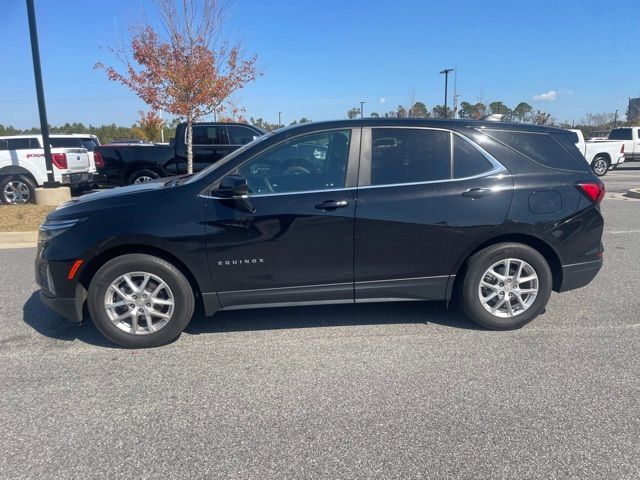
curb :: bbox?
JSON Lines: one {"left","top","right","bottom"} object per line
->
{"left": 626, "top": 188, "right": 640, "bottom": 199}
{"left": 0, "top": 231, "right": 38, "bottom": 248}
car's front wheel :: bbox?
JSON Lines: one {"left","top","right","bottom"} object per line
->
{"left": 88, "top": 254, "right": 195, "bottom": 348}
{"left": 460, "top": 243, "right": 552, "bottom": 330}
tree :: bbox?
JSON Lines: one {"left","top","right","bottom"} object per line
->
{"left": 396, "top": 105, "right": 407, "bottom": 118}
{"left": 409, "top": 102, "right": 429, "bottom": 118}
{"left": 369, "top": 112, "right": 380, "bottom": 118}
{"left": 513, "top": 102, "right": 533, "bottom": 123}
{"left": 533, "top": 110, "right": 552, "bottom": 125}
{"left": 96, "top": 0, "right": 259, "bottom": 173}
{"left": 458, "top": 102, "right": 487, "bottom": 119}
{"left": 249, "top": 117, "right": 279, "bottom": 132}
{"left": 431, "top": 105, "right": 452, "bottom": 119}
{"left": 132, "top": 110, "right": 166, "bottom": 142}
{"left": 347, "top": 108, "right": 361, "bottom": 119}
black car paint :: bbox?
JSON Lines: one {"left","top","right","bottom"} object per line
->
{"left": 94, "top": 122, "right": 265, "bottom": 186}
{"left": 37, "top": 118, "right": 604, "bottom": 323}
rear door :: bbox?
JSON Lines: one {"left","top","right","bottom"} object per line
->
{"left": 354, "top": 127, "right": 512, "bottom": 302}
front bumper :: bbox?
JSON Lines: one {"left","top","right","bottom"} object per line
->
{"left": 36, "top": 256, "right": 87, "bottom": 323}
{"left": 40, "top": 290, "right": 84, "bottom": 323}
{"left": 557, "top": 258, "right": 603, "bottom": 292}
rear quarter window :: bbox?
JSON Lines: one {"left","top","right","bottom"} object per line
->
{"left": 481, "top": 130, "right": 588, "bottom": 172}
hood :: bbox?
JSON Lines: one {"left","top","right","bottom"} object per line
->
{"left": 48, "top": 180, "right": 173, "bottom": 220}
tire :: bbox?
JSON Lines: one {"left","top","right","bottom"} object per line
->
{"left": 88, "top": 254, "right": 195, "bottom": 348}
{"left": 591, "top": 157, "right": 609, "bottom": 177}
{"left": 127, "top": 168, "right": 160, "bottom": 185}
{"left": 0, "top": 174, "right": 36, "bottom": 204}
{"left": 460, "top": 243, "right": 552, "bottom": 330}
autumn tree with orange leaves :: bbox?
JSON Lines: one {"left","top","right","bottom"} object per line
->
{"left": 132, "top": 110, "right": 166, "bottom": 142}
{"left": 96, "top": 0, "right": 259, "bottom": 173}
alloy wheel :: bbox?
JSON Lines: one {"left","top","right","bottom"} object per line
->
{"left": 478, "top": 258, "right": 539, "bottom": 318}
{"left": 104, "top": 271, "right": 175, "bottom": 335}
{"left": 133, "top": 175, "right": 154, "bottom": 184}
{"left": 593, "top": 159, "right": 608, "bottom": 176}
{"left": 2, "top": 180, "right": 30, "bottom": 204}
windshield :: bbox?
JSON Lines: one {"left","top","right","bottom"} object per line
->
{"left": 185, "top": 131, "right": 275, "bottom": 183}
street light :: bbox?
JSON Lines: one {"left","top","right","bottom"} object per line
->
{"left": 614, "top": 109, "right": 619, "bottom": 128}
{"left": 278, "top": 111, "right": 282, "bottom": 127}
{"left": 440, "top": 68, "right": 454, "bottom": 119}
{"left": 360, "top": 101, "right": 365, "bottom": 119}
{"left": 26, "top": 0, "right": 56, "bottom": 187}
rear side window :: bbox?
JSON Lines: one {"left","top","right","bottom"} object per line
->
{"left": 483, "top": 130, "right": 586, "bottom": 171}
{"left": 453, "top": 136, "right": 494, "bottom": 178}
{"left": 608, "top": 128, "right": 632, "bottom": 140}
{"left": 192, "top": 126, "right": 228, "bottom": 145}
{"left": 6, "top": 138, "right": 40, "bottom": 150}
{"left": 370, "top": 128, "right": 450, "bottom": 185}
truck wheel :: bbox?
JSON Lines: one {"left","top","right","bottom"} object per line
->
{"left": 88, "top": 254, "right": 195, "bottom": 348}
{"left": 0, "top": 175, "right": 36, "bottom": 204}
{"left": 127, "top": 169, "right": 160, "bottom": 185}
{"left": 591, "top": 157, "right": 609, "bottom": 177}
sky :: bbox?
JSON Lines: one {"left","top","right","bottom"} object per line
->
{"left": 1, "top": 0, "right": 639, "bottom": 129}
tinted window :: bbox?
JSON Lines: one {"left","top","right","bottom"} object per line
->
{"left": 192, "top": 126, "right": 227, "bottom": 145}
{"left": 551, "top": 132, "right": 589, "bottom": 163}
{"left": 0, "top": 140, "right": 7, "bottom": 150}
{"left": 371, "top": 128, "right": 450, "bottom": 185}
{"left": 6, "top": 138, "right": 40, "bottom": 150}
{"left": 453, "top": 136, "right": 493, "bottom": 178}
{"left": 80, "top": 138, "right": 99, "bottom": 151}
{"left": 50, "top": 138, "right": 84, "bottom": 148}
{"left": 609, "top": 128, "right": 632, "bottom": 140}
{"left": 483, "top": 130, "right": 586, "bottom": 171}
{"left": 227, "top": 126, "right": 258, "bottom": 145}
{"left": 236, "top": 130, "right": 351, "bottom": 195}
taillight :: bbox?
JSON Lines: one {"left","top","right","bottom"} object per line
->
{"left": 51, "top": 152, "right": 67, "bottom": 170}
{"left": 620, "top": 144, "right": 625, "bottom": 154}
{"left": 577, "top": 181, "right": 605, "bottom": 204}
{"left": 94, "top": 151, "right": 105, "bottom": 169}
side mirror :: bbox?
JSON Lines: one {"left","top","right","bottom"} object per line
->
{"left": 214, "top": 175, "right": 254, "bottom": 213}
{"left": 215, "top": 174, "right": 250, "bottom": 197}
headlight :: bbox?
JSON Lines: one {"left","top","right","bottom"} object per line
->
{"left": 38, "top": 218, "right": 84, "bottom": 242}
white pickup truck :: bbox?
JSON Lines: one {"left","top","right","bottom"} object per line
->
{"left": 568, "top": 129, "right": 625, "bottom": 176}
{"left": 0, "top": 135, "right": 93, "bottom": 204}
{"left": 607, "top": 127, "right": 640, "bottom": 163}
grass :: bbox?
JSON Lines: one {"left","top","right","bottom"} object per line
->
{"left": 0, "top": 204, "right": 55, "bottom": 232}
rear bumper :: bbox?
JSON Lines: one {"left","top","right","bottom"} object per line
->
{"left": 557, "top": 258, "right": 603, "bottom": 292}
{"left": 60, "top": 172, "right": 94, "bottom": 186}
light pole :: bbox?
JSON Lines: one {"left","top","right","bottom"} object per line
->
{"left": 614, "top": 109, "right": 619, "bottom": 128}
{"left": 440, "top": 68, "right": 454, "bottom": 119}
{"left": 278, "top": 111, "right": 282, "bottom": 127}
{"left": 360, "top": 101, "right": 365, "bottom": 119}
{"left": 26, "top": 0, "right": 56, "bottom": 187}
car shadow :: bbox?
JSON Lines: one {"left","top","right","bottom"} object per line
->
{"left": 184, "top": 300, "right": 480, "bottom": 335}
{"left": 23, "top": 292, "right": 481, "bottom": 347}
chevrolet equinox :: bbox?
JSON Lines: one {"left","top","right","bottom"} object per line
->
{"left": 36, "top": 119, "right": 604, "bottom": 348}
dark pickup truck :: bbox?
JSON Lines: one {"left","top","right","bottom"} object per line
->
{"left": 94, "top": 122, "right": 265, "bottom": 186}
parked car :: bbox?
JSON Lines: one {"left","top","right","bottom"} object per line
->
{"left": 37, "top": 119, "right": 604, "bottom": 348}
{"left": 606, "top": 127, "right": 640, "bottom": 162}
{"left": 48, "top": 133, "right": 101, "bottom": 174}
{"left": 94, "top": 122, "right": 265, "bottom": 186}
{"left": 568, "top": 129, "right": 624, "bottom": 176}
{"left": 0, "top": 135, "right": 93, "bottom": 204}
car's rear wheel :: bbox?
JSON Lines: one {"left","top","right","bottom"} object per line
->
{"left": 0, "top": 175, "right": 36, "bottom": 204}
{"left": 460, "top": 243, "right": 552, "bottom": 330}
{"left": 88, "top": 254, "right": 195, "bottom": 348}
{"left": 127, "top": 168, "right": 160, "bottom": 185}
{"left": 591, "top": 157, "right": 609, "bottom": 176}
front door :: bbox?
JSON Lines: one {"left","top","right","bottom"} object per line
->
{"left": 205, "top": 128, "right": 360, "bottom": 308}
{"left": 354, "top": 127, "right": 512, "bottom": 302}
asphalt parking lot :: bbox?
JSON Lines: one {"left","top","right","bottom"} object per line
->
{"left": 1, "top": 165, "right": 640, "bottom": 480}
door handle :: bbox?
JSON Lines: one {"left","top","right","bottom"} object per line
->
{"left": 315, "top": 200, "right": 349, "bottom": 210}
{"left": 461, "top": 187, "right": 494, "bottom": 198}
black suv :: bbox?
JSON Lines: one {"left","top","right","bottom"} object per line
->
{"left": 36, "top": 119, "right": 604, "bottom": 348}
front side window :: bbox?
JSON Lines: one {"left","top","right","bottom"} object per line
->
{"left": 192, "top": 125, "right": 228, "bottom": 145}
{"left": 227, "top": 126, "right": 258, "bottom": 145}
{"left": 370, "top": 128, "right": 450, "bottom": 185}
{"left": 236, "top": 130, "right": 351, "bottom": 195}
